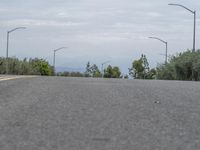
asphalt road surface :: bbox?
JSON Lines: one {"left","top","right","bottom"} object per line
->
{"left": 0, "top": 77, "right": 200, "bottom": 150}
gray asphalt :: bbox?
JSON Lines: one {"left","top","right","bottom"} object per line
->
{"left": 0, "top": 77, "right": 200, "bottom": 150}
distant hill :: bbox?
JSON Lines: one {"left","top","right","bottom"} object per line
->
{"left": 55, "top": 67, "right": 85, "bottom": 73}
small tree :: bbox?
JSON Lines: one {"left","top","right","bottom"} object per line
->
{"left": 84, "top": 61, "right": 91, "bottom": 77}
{"left": 129, "top": 54, "right": 155, "bottom": 79}
{"left": 104, "top": 65, "right": 122, "bottom": 78}
{"left": 90, "top": 64, "right": 102, "bottom": 78}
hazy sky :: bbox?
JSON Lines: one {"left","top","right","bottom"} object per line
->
{"left": 0, "top": 0, "right": 200, "bottom": 74}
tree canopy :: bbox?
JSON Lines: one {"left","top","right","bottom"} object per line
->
{"left": 157, "top": 50, "right": 200, "bottom": 81}
{"left": 104, "top": 65, "right": 122, "bottom": 78}
{"left": 84, "top": 61, "right": 102, "bottom": 77}
{"left": 1, "top": 50, "right": 200, "bottom": 81}
{"left": 129, "top": 54, "right": 156, "bottom": 79}
{"left": 0, "top": 57, "right": 53, "bottom": 76}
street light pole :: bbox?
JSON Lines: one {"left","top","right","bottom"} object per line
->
{"left": 101, "top": 61, "right": 110, "bottom": 78}
{"left": 149, "top": 37, "right": 168, "bottom": 64}
{"left": 53, "top": 50, "right": 56, "bottom": 72}
{"left": 193, "top": 11, "right": 196, "bottom": 52}
{"left": 168, "top": 3, "right": 196, "bottom": 52}
{"left": 166, "top": 42, "right": 168, "bottom": 64}
{"left": 53, "top": 47, "right": 67, "bottom": 75}
{"left": 6, "top": 27, "right": 26, "bottom": 74}
{"left": 6, "top": 32, "right": 9, "bottom": 61}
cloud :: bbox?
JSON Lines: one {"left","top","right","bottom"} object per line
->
{"left": 0, "top": 19, "right": 87, "bottom": 27}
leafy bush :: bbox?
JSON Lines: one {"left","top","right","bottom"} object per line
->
{"left": 0, "top": 57, "right": 53, "bottom": 76}
{"left": 157, "top": 50, "right": 200, "bottom": 81}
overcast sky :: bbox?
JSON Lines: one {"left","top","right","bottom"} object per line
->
{"left": 0, "top": 0, "right": 200, "bottom": 74}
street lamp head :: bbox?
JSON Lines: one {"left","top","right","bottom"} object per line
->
{"left": 54, "top": 47, "right": 68, "bottom": 52}
{"left": 8, "top": 27, "right": 26, "bottom": 33}
{"left": 168, "top": 3, "right": 185, "bottom": 7}
{"left": 18, "top": 27, "right": 26, "bottom": 29}
{"left": 148, "top": 37, "right": 154, "bottom": 39}
{"left": 168, "top": 3, "right": 176, "bottom": 6}
{"left": 168, "top": 3, "right": 195, "bottom": 14}
{"left": 148, "top": 36, "right": 167, "bottom": 44}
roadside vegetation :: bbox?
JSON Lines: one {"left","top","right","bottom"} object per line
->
{"left": 157, "top": 50, "right": 200, "bottom": 81}
{"left": 0, "top": 57, "right": 53, "bottom": 76}
{"left": 57, "top": 61, "right": 123, "bottom": 78}
{"left": 129, "top": 54, "right": 156, "bottom": 79}
{"left": 1, "top": 49, "right": 200, "bottom": 81}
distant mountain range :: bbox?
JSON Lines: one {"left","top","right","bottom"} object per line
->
{"left": 55, "top": 67, "right": 85, "bottom": 73}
